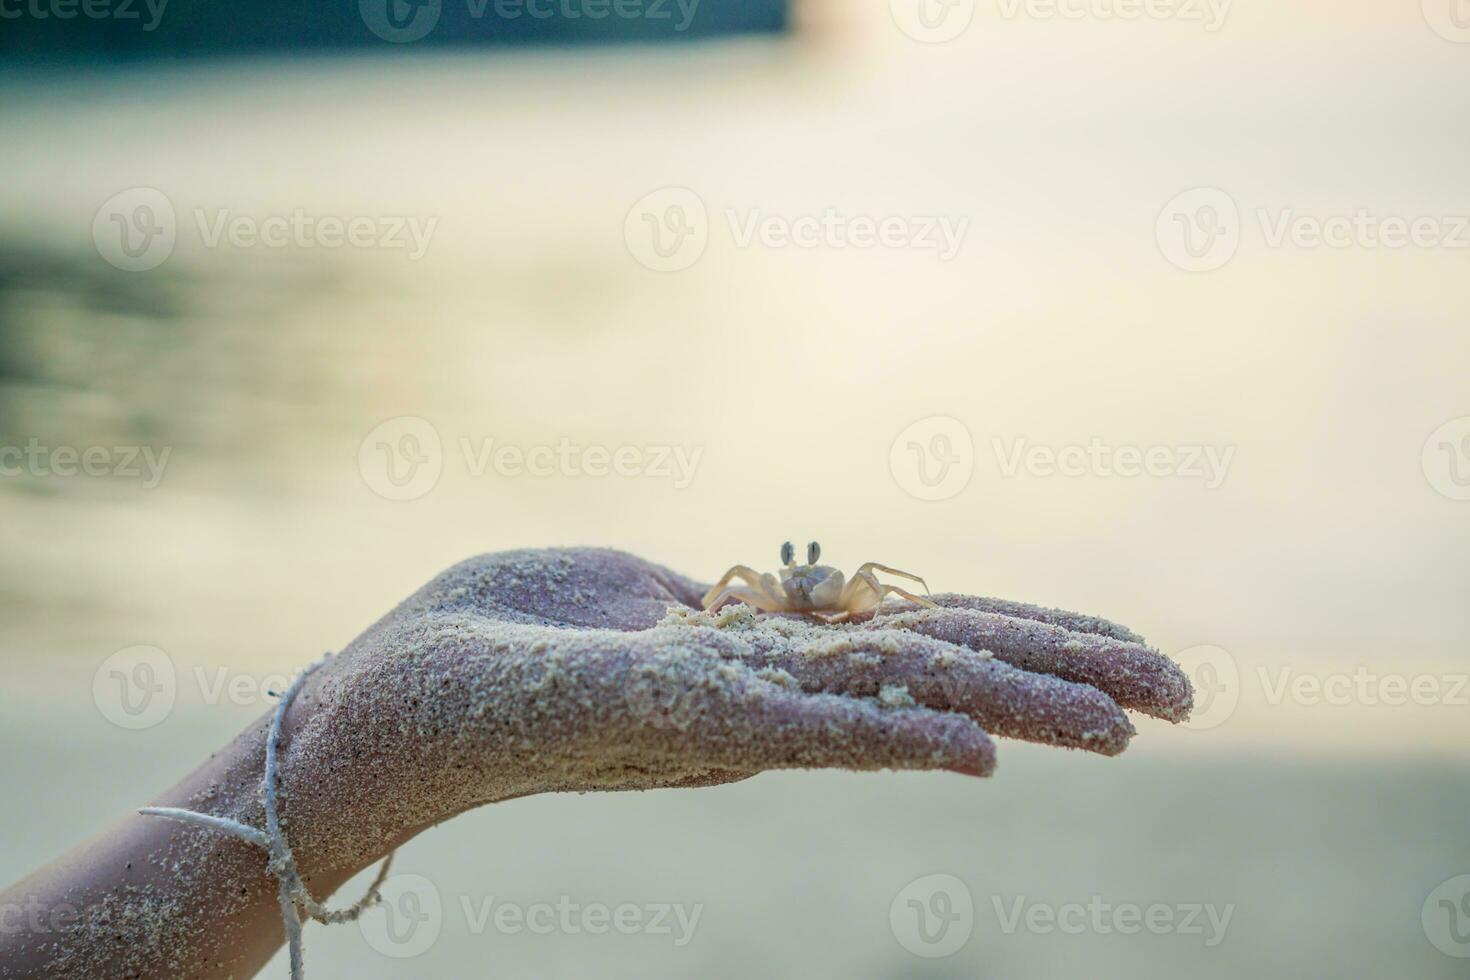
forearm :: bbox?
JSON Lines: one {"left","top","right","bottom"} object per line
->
{"left": 0, "top": 715, "right": 367, "bottom": 979}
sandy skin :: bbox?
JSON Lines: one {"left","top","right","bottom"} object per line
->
{"left": 0, "top": 547, "right": 1192, "bottom": 978}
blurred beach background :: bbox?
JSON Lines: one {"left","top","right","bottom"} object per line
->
{"left": 2, "top": 0, "right": 1469, "bottom": 975}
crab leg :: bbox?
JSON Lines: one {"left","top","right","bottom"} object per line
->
{"left": 811, "top": 610, "right": 854, "bottom": 625}
{"left": 701, "top": 565, "right": 784, "bottom": 610}
{"left": 704, "top": 584, "right": 784, "bottom": 613}
{"left": 837, "top": 571, "right": 885, "bottom": 616}
{"left": 879, "top": 584, "right": 937, "bottom": 609}
{"left": 852, "top": 562, "right": 933, "bottom": 597}
{"left": 841, "top": 570, "right": 938, "bottom": 619}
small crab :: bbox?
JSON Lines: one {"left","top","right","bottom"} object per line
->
{"left": 701, "top": 541, "right": 939, "bottom": 623}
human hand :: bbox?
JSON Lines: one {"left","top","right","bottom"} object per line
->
{"left": 244, "top": 547, "right": 1192, "bottom": 881}
{"left": 0, "top": 546, "right": 1193, "bottom": 980}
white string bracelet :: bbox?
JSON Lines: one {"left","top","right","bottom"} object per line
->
{"left": 140, "top": 653, "right": 397, "bottom": 980}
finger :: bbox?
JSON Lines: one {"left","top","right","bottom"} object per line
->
{"left": 924, "top": 593, "right": 1148, "bottom": 644}
{"left": 611, "top": 631, "right": 999, "bottom": 775}
{"left": 727, "top": 684, "right": 999, "bottom": 778}
{"left": 871, "top": 606, "right": 1193, "bottom": 722}
{"left": 656, "top": 769, "right": 759, "bottom": 790}
{"left": 617, "top": 633, "right": 995, "bottom": 777}
{"left": 751, "top": 630, "right": 1135, "bottom": 756}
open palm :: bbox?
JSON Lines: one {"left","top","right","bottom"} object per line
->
{"left": 260, "top": 547, "right": 1193, "bottom": 878}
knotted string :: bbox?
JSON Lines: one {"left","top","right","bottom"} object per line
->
{"left": 140, "top": 653, "right": 396, "bottom": 980}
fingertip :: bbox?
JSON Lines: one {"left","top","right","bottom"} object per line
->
{"left": 916, "top": 713, "right": 997, "bottom": 777}
{"left": 943, "top": 747, "right": 996, "bottom": 778}
{"left": 1089, "top": 712, "right": 1136, "bottom": 756}
{"left": 1138, "top": 660, "right": 1195, "bottom": 722}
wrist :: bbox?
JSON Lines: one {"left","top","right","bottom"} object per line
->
{"left": 158, "top": 703, "right": 376, "bottom": 891}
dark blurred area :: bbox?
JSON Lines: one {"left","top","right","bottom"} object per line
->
{"left": 0, "top": 0, "right": 792, "bottom": 495}
{"left": 0, "top": 0, "right": 787, "bottom": 62}
{"left": 0, "top": 244, "right": 349, "bottom": 501}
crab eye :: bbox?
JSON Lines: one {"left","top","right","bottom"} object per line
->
{"left": 780, "top": 541, "right": 794, "bottom": 565}
{"left": 807, "top": 541, "right": 821, "bottom": 565}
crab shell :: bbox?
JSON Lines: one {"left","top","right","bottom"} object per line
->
{"left": 777, "top": 563, "right": 846, "bottom": 611}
